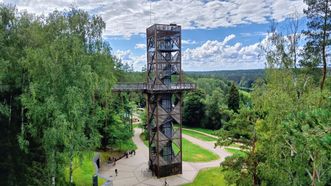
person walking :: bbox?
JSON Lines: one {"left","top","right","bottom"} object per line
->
{"left": 115, "top": 169, "right": 118, "bottom": 176}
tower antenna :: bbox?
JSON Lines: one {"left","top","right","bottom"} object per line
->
{"left": 149, "top": 1, "right": 152, "bottom": 25}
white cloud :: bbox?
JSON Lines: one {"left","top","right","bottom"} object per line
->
{"left": 115, "top": 34, "right": 269, "bottom": 71}
{"left": 114, "top": 50, "right": 146, "bottom": 71}
{"left": 4, "top": 0, "right": 306, "bottom": 37}
{"left": 182, "top": 34, "right": 268, "bottom": 71}
{"left": 182, "top": 39, "right": 197, "bottom": 45}
{"left": 135, "top": 43, "right": 146, "bottom": 49}
{"left": 115, "top": 34, "right": 271, "bottom": 71}
{"left": 240, "top": 32, "right": 267, "bottom": 37}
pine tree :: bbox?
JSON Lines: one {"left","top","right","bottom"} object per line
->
{"left": 303, "top": 0, "right": 331, "bottom": 90}
{"left": 183, "top": 90, "right": 206, "bottom": 128}
{"left": 228, "top": 83, "right": 240, "bottom": 112}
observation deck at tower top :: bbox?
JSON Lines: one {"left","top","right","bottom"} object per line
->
{"left": 112, "top": 83, "right": 196, "bottom": 93}
{"left": 146, "top": 23, "right": 181, "bottom": 35}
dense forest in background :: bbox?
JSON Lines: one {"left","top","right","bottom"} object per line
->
{"left": 187, "top": 69, "right": 264, "bottom": 88}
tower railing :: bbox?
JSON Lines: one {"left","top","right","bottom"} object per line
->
{"left": 112, "top": 83, "right": 196, "bottom": 92}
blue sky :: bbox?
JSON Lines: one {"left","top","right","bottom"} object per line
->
{"left": 2, "top": 0, "right": 307, "bottom": 71}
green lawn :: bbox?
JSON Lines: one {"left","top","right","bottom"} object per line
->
{"left": 182, "top": 138, "right": 219, "bottom": 162}
{"left": 182, "top": 129, "right": 217, "bottom": 141}
{"left": 140, "top": 133, "right": 149, "bottom": 147}
{"left": 225, "top": 148, "right": 247, "bottom": 158}
{"left": 229, "top": 143, "right": 241, "bottom": 148}
{"left": 182, "top": 126, "right": 217, "bottom": 136}
{"left": 140, "top": 133, "right": 218, "bottom": 162}
{"left": 65, "top": 152, "right": 106, "bottom": 186}
{"left": 182, "top": 167, "right": 229, "bottom": 186}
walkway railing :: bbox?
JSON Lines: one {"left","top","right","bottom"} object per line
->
{"left": 112, "top": 83, "right": 196, "bottom": 92}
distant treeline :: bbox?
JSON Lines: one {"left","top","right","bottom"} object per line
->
{"left": 186, "top": 69, "right": 265, "bottom": 88}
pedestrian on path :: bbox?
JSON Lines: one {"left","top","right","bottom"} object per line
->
{"left": 115, "top": 169, "right": 118, "bottom": 176}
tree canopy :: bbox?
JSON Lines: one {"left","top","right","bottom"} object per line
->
{"left": 0, "top": 5, "right": 134, "bottom": 185}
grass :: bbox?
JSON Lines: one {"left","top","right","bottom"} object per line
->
{"left": 229, "top": 143, "right": 241, "bottom": 148}
{"left": 182, "top": 129, "right": 217, "bottom": 141}
{"left": 140, "top": 133, "right": 149, "bottom": 147}
{"left": 183, "top": 126, "right": 216, "bottom": 136}
{"left": 182, "top": 138, "right": 219, "bottom": 162}
{"left": 182, "top": 167, "right": 229, "bottom": 186}
{"left": 140, "top": 133, "right": 219, "bottom": 162}
{"left": 65, "top": 152, "right": 106, "bottom": 186}
{"left": 225, "top": 148, "right": 247, "bottom": 158}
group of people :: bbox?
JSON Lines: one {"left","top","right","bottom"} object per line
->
{"left": 109, "top": 149, "right": 137, "bottom": 177}
{"left": 125, "top": 149, "right": 136, "bottom": 158}
{"left": 107, "top": 157, "right": 117, "bottom": 166}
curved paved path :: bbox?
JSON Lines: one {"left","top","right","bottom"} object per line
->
{"left": 182, "top": 128, "right": 242, "bottom": 151}
{"left": 99, "top": 128, "right": 231, "bottom": 186}
{"left": 182, "top": 128, "right": 218, "bottom": 139}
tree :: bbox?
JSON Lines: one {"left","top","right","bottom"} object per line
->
{"left": 218, "top": 15, "right": 331, "bottom": 186}
{"left": 0, "top": 5, "right": 133, "bottom": 185}
{"left": 183, "top": 90, "right": 206, "bottom": 128}
{"left": 204, "top": 90, "right": 222, "bottom": 130}
{"left": 228, "top": 83, "right": 240, "bottom": 112}
{"left": 252, "top": 70, "right": 331, "bottom": 186}
{"left": 303, "top": 0, "right": 331, "bottom": 90}
{"left": 0, "top": 5, "right": 50, "bottom": 185}
{"left": 216, "top": 107, "right": 260, "bottom": 186}
{"left": 0, "top": 6, "right": 127, "bottom": 185}
{"left": 286, "top": 11, "right": 301, "bottom": 69}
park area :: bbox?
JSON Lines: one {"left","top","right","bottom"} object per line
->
{"left": 68, "top": 123, "right": 244, "bottom": 186}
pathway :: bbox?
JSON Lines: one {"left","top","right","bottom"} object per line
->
{"left": 182, "top": 128, "right": 218, "bottom": 139}
{"left": 98, "top": 128, "right": 231, "bottom": 186}
{"left": 182, "top": 128, "right": 242, "bottom": 151}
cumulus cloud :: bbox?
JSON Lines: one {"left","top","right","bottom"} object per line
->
{"left": 113, "top": 34, "right": 269, "bottom": 71}
{"left": 135, "top": 43, "right": 146, "bottom": 49}
{"left": 114, "top": 50, "right": 146, "bottom": 71}
{"left": 240, "top": 32, "right": 267, "bottom": 37}
{"left": 183, "top": 34, "right": 268, "bottom": 71}
{"left": 3, "top": 0, "right": 306, "bottom": 37}
{"left": 182, "top": 39, "right": 197, "bottom": 45}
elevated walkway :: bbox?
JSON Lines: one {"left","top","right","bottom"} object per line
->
{"left": 112, "top": 83, "right": 196, "bottom": 93}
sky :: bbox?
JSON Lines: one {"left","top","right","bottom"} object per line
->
{"left": 1, "top": 0, "right": 308, "bottom": 71}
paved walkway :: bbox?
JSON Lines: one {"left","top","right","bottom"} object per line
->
{"left": 99, "top": 128, "right": 231, "bottom": 186}
{"left": 182, "top": 128, "right": 218, "bottom": 140}
{"left": 182, "top": 128, "right": 242, "bottom": 151}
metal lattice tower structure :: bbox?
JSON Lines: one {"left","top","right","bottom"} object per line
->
{"left": 113, "top": 24, "right": 195, "bottom": 178}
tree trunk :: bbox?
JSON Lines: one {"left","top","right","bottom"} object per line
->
{"left": 252, "top": 137, "right": 258, "bottom": 186}
{"left": 321, "top": 40, "right": 327, "bottom": 91}
{"left": 312, "top": 162, "right": 316, "bottom": 186}
{"left": 69, "top": 159, "right": 73, "bottom": 185}
{"left": 321, "top": 0, "right": 328, "bottom": 90}
{"left": 69, "top": 145, "right": 74, "bottom": 185}
{"left": 8, "top": 94, "right": 12, "bottom": 126}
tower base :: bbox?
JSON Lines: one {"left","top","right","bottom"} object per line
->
{"left": 150, "top": 163, "right": 182, "bottom": 178}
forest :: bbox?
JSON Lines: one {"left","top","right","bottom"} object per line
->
{"left": 0, "top": 0, "right": 331, "bottom": 185}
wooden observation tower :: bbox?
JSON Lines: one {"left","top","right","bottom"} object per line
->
{"left": 113, "top": 24, "right": 195, "bottom": 178}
